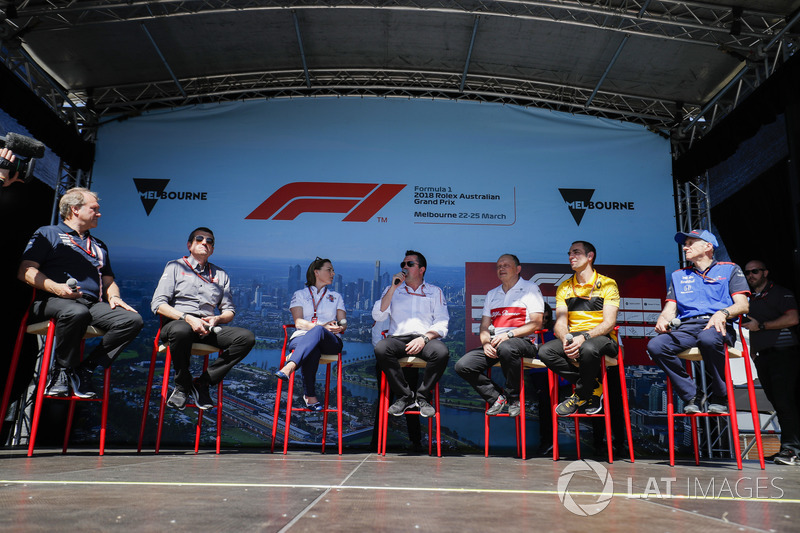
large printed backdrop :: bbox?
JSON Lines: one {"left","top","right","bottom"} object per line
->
{"left": 85, "top": 98, "right": 683, "bottom": 451}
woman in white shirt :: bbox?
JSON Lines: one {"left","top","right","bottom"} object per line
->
{"left": 275, "top": 257, "right": 346, "bottom": 410}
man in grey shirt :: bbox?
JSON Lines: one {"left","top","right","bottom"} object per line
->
{"left": 151, "top": 227, "right": 255, "bottom": 410}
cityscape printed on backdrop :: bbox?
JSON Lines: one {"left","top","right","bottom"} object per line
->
{"left": 70, "top": 257, "right": 700, "bottom": 455}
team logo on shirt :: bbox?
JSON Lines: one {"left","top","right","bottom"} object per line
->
{"left": 246, "top": 182, "right": 406, "bottom": 222}
{"left": 559, "top": 188, "right": 635, "bottom": 226}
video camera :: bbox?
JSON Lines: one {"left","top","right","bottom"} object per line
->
{"left": 0, "top": 132, "right": 46, "bottom": 184}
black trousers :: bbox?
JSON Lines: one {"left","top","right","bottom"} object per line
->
{"left": 755, "top": 347, "right": 800, "bottom": 455}
{"left": 454, "top": 338, "right": 537, "bottom": 403}
{"left": 537, "top": 334, "right": 617, "bottom": 400}
{"left": 373, "top": 335, "right": 449, "bottom": 401}
{"left": 160, "top": 319, "right": 255, "bottom": 390}
{"left": 31, "top": 296, "right": 143, "bottom": 369}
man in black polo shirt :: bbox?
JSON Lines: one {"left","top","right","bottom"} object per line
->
{"left": 742, "top": 259, "right": 800, "bottom": 466}
{"left": 18, "top": 187, "right": 143, "bottom": 398}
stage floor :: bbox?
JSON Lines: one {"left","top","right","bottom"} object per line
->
{"left": 1, "top": 447, "right": 797, "bottom": 532}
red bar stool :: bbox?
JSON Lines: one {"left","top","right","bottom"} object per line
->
{"left": 270, "top": 324, "right": 343, "bottom": 455}
{"left": 483, "top": 356, "right": 547, "bottom": 459}
{"left": 550, "top": 327, "right": 635, "bottom": 463}
{"left": 2, "top": 298, "right": 109, "bottom": 456}
{"left": 665, "top": 324, "right": 765, "bottom": 469}
{"left": 137, "top": 326, "right": 223, "bottom": 454}
{"left": 377, "top": 356, "right": 441, "bottom": 456}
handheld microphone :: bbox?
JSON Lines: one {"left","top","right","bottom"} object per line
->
{"left": 204, "top": 324, "right": 223, "bottom": 334}
{"left": 488, "top": 325, "right": 495, "bottom": 338}
{"left": 337, "top": 318, "right": 347, "bottom": 328}
{"left": 393, "top": 268, "right": 409, "bottom": 285}
{"left": 667, "top": 317, "right": 681, "bottom": 330}
{"left": 565, "top": 333, "right": 574, "bottom": 344}
{"left": 0, "top": 133, "right": 45, "bottom": 158}
{"left": 66, "top": 278, "right": 78, "bottom": 292}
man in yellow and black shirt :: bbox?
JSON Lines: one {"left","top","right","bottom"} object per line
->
{"left": 538, "top": 241, "right": 619, "bottom": 415}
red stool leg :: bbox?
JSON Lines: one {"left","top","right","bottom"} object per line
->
{"left": 28, "top": 320, "right": 56, "bottom": 457}
{"left": 617, "top": 353, "right": 635, "bottom": 462}
{"left": 666, "top": 376, "right": 675, "bottom": 467}
{"left": 137, "top": 337, "right": 160, "bottom": 453}
{"left": 601, "top": 362, "right": 613, "bottom": 463}
{"left": 379, "top": 371, "right": 388, "bottom": 455}
{"left": 63, "top": 398, "right": 77, "bottom": 454}
{"left": 336, "top": 354, "right": 343, "bottom": 455}
{"left": 740, "top": 341, "right": 765, "bottom": 468}
{"left": 686, "top": 360, "right": 700, "bottom": 465}
{"left": 322, "top": 362, "right": 331, "bottom": 454}
{"left": 519, "top": 359, "right": 526, "bottom": 460}
{"left": 98, "top": 366, "right": 110, "bottom": 456}
{"left": 155, "top": 347, "right": 172, "bottom": 454}
{"left": 723, "top": 345, "right": 743, "bottom": 469}
{"left": 550, "top": 370, "right": 559, "bottom": 461}
{"left": 1, "top": 306, "right": 32, "bottom": 430}
{"left": 283, "top": 372, "right": 295, "bottom": 454}
{"left": 434, "top": 383, "right": 442, "bottom": 457}
{"left": 215, "top": 381, "right": 223, "bottom": 454}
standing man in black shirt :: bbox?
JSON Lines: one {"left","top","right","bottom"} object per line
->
{"left": 742, "top": 259, "right": 800, "bottom": 466}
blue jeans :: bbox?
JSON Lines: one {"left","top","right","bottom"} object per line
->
{"left": 647, "top": 318, "right": 735, "bottom": 401}
{"left": 287, "top": 325, "right": 343, "bottom": 397}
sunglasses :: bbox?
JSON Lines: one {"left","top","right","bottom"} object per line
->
{"left": 744, "top": 268, "right": 765, "bottom": 275}
{"left": 400, "top": 261, "right": 417, "bottom": 268}
{"left": 194, "top": 235, "right": 215, "bottom": 246}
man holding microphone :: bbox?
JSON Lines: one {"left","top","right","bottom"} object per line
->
{"left": 373, "top": 250, "right": 450, "bottom": 417}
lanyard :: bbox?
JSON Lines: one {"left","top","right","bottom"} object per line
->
{"left": 404, "top": 284, "right": 426, "bottom": 297}
{"left": 183, "top": 257, "right": 214, "bottom": 284}
{"left": 309, "top": 286, "right": 328, "bottom": 320}
{"left": 69, "top": 235, "right": 96, "bottom": 258}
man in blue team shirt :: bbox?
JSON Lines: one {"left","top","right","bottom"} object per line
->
{"left": 18, "top": 188, "right": 143, "bottom": 398}
{"left": 648, "top": 229, "right": 750, "bottom": 414}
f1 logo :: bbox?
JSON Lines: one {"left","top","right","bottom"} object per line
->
{"left": 246, "top": 182, "right": 406, "bottom": 222}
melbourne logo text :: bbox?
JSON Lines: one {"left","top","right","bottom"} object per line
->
{"left": 134, "top": 178, "right": 208, "bottom": 216}
{"left": 559, "top": 188, "right": 634, "bottom": 226}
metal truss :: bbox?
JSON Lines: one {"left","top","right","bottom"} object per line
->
{"left": 86, "top": 68, "right": 689, "bottom": 132}
{"left": 1, "top": 1, "right": 798, "bottom": 147}
{"left": 0, "top": 40, "right": 92, "bottom": 133}
{"left": 8, "top": 0, "right": 793, "bottom": 51}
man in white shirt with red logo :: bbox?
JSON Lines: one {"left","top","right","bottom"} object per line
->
{"left": 373, "top": 250, "right": 450, "bottom": 418}
{"left": 455, "top": 254, "right": 544, "bottom": 416}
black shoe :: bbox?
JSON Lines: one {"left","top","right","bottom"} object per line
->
{"left": 707, "top": 395, "right": 728, "bottom": 414}
{"left": 388, "top": 396, "right": 416, "bottom": 416}
{"left": 68, "top": 367, "right": 97, "bottom": 399}
{"left": 45, "top": 367, "right": 70, "bottom": 397}
{"left": 556, "top": 393, "right": 585, "bottom": 416}
{"left": 167, "top": 387, "right": 188, "bottom": 410}
{"left": 584, "top": 382, "right": 603, "bottom": 415}
{"left": 191, "top": 379, "right": 214, "bottom": 410}
{"left": 507, "top": 400, "right": 521, "bottom": 417}
{"left": 486, "top": 395, "right": 507, "bottom": 416}
{"left": 275, "top": 370, "right": 290, "bottom": 382}
{"left": 683, "top": 393, "right": 706, "bottom": 414}
{"left": 417, "top": 397, "right": 435, "bottom": 418}
{"left": 774, "top": 449, "right": 798, "bottom": 466}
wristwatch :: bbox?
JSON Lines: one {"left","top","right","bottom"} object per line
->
{"left": 507, "top": 330, "right": 515, "bottom": 338}
{"left": 720, "top": 308, "right": 730, "bottom": 318}
{"left": 759, "top": 322, "right": 766, "bottom": 331}
{"left": 180, "top": 313, "right": 188, "bottom": 322}
{"left": 420, "top": 335, "right": 430, "bottom": 344}
{"left": 582, "top": 332, "right": 591, "bottom": 341}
